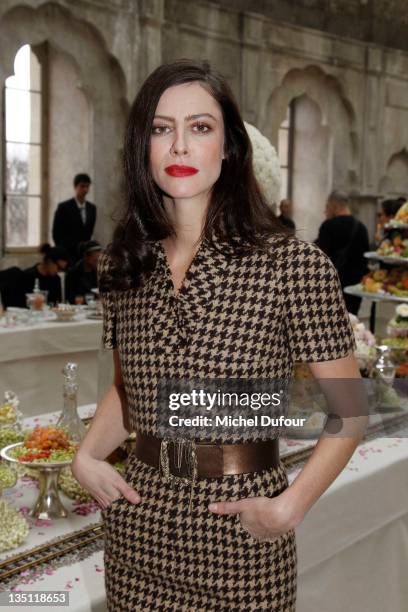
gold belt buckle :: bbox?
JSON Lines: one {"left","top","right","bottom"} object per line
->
{"left": 159, "top": 439, "right": 197, "bottom": 483}
{"left": 159, "top": 439, "right": 197, "bottom": 511}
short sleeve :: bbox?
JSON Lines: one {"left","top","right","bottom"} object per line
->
{"left": 97, "top": 252, "right": 117, "bottom": 349}
{"left": 279, "top": 240, "right": 356, "bottom": 363}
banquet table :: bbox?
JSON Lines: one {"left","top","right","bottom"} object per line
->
{"left": 1, "top": 406, "right": 408, "bottom": 612}
{"left": 0, "top": 318, "right": 103, "bottom": 416}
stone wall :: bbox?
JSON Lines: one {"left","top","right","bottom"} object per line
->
{"left": 213, "top": 0, "right": 408, "bottom": 52}
{"left": 48, "top": 46, "right": 91, "bottom": 241}
{"left": 1, "top": 0, "right": 408, "bottom": 262}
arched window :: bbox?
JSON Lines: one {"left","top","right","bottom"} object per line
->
{"left": 278, "top": 99, "right": 296, "bottom": 199}
{"left": 4, "top": 45, "right": 43, "bottom": 249}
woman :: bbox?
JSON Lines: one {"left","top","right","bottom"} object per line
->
{"left": 23, "top": 243, "right": 69, "bottom": 305}
{"left": 72, "top": 60, "right": 364, "bottom": 610}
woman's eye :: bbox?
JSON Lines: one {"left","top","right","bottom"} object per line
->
{"left": 192, "top": 123, "right": 211, "bottom": 133}
{"left": 151, "top": 125, "right": 171, "bottom": 135}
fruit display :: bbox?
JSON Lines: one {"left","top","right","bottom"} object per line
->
{"left": 9, "top": 426, "right": 78, "bottom": 463}
{"left": 381, "top": 337, "right": 408, "bottom": 350}
{"left": 393, "top": 201, "right": 408, "bottom": 223}
{"left": 361, "top": 268, "right": 408, "bottom": 296}
{"left": 377, "top": 234, "right": 408, "bottom": 258}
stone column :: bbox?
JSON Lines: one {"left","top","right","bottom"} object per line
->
{"left": 362, "top": 46, "right": 384, "bottom": 195}
{"left": 138, "top": 0, "right": 164, "bottom": 84}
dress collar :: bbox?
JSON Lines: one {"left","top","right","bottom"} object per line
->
{"left": 150, "top": 235, "right": 231, "bottom": 325}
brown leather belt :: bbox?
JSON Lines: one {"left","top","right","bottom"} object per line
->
{"left": 133, "top": 432, "right": 280, "bottom": 478}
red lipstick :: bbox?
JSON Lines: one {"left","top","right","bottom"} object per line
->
{"left": 165, "top": 165, "right": 199, "bottom": 177}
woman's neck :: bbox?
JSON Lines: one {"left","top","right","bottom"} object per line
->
{"left": 162, "top": 193, "right": 208, "bottom": 252}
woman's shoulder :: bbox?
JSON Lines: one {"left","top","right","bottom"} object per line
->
{"left": 265, "top": 234, "right": 333, "bottom": 269}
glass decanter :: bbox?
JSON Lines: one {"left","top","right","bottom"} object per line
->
{"left": 374, "top": 345, "right": 396, "bottom": 386}
{"left": 56, "top": 363, "right": 87, "bottom": 442}
{"left": 373, "top": 345, "right": 398, "bottom": 410}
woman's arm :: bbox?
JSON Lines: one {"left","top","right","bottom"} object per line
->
{"left": 71, "top": 350, "right": 141, "bottom": 508}
{"left": 209, "top": 352, "right": 368, "bottom": 540}
{"left": 75, "top": 350, "right": 129, "bottom": 460}
{"left": 276, "top": 352, "right": 368, "bottom": 527}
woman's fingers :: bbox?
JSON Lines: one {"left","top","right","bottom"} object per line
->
{"left": 72, "top": 456, "right": 141, "bottom": 506}
{"left": 116, "top": 480, "right": 141, "bottom": 504}
{"left": 209, "top": 496, "right": 288, "bottom": 541}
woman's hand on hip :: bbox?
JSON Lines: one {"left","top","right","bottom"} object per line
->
{"left": 71, "top": 452, "right": 141, "bottom": 509}
{"left": 208, "top": 494, "right": 302, "bottom": 542}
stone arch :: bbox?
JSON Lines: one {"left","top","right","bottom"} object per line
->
{"left": 380, "top": 149, "right": 408, "bottom": 197}
{"left": 0, "top": 2, "right": 129, "bottom": 249}
{"left": 289, "top": 93, "right": 334, "bottom": 241}
{"left": 259, "top": 65, "right": 358, "bottom": 190}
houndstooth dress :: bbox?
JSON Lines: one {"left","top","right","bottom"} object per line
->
{"left": 98, "top": 233, "right": 355, "bottom": 611}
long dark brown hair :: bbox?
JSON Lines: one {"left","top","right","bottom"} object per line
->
{"left": 102, "top": 59, "right": 288, "bottom": 291}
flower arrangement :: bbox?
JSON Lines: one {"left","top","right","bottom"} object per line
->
{"left": 349, "top": 314, "right": 377, "bottom": 373}
{"left": 244, "top": 122, "right": 282, "bottom": 209}
{"left": 387, "top": 303, "right": 408, "bottom": 338}
{"left": 396, "top": 304, "right": 408, "bottom": 318}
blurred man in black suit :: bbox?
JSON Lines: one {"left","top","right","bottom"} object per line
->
{"left": 316, "top": 191, "right": 369, "bottom": 315}
{"left": 52, "top": 173, "right": 96, "bottom": 263}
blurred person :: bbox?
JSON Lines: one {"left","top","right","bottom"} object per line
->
{"left": 316, "top": 191, "right": 369, "bottom": 315}
{"left": 374, "top": 198, "right": 404, "bottom": 245}
{"left": 23, "top": 244, "right": 69, "bottom": 305}
{"left": 52, "top": 173, "right": 96, "bottom": 263}
{"left": 0, "top": 266, "right": 26, "bottom": 308}
{"left": 66, "top": 240, "right": 102, "bottom": 303}
{"left": 278, "top": 198, "right": 296, "bottom": 230}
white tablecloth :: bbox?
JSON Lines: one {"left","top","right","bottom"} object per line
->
{"left": 0, "top": 319, "right": 103, "bottom": 416}
{"left": 2, "top": 406, "right": 408, "bottom": 611}
{"left": 294, "top": 436, "right": 408, "bottom": 612}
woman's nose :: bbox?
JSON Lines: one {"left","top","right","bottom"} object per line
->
{"left": 170, "top": 129, "right": 188, "bottom": 156}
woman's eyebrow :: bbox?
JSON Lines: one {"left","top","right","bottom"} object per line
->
{"left": 154, "top": 113, "right": 218, "bottom": 122}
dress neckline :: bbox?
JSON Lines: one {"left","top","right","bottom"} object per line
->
{"left": 154, "top": 239, "right": 208, "bottom": 298}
